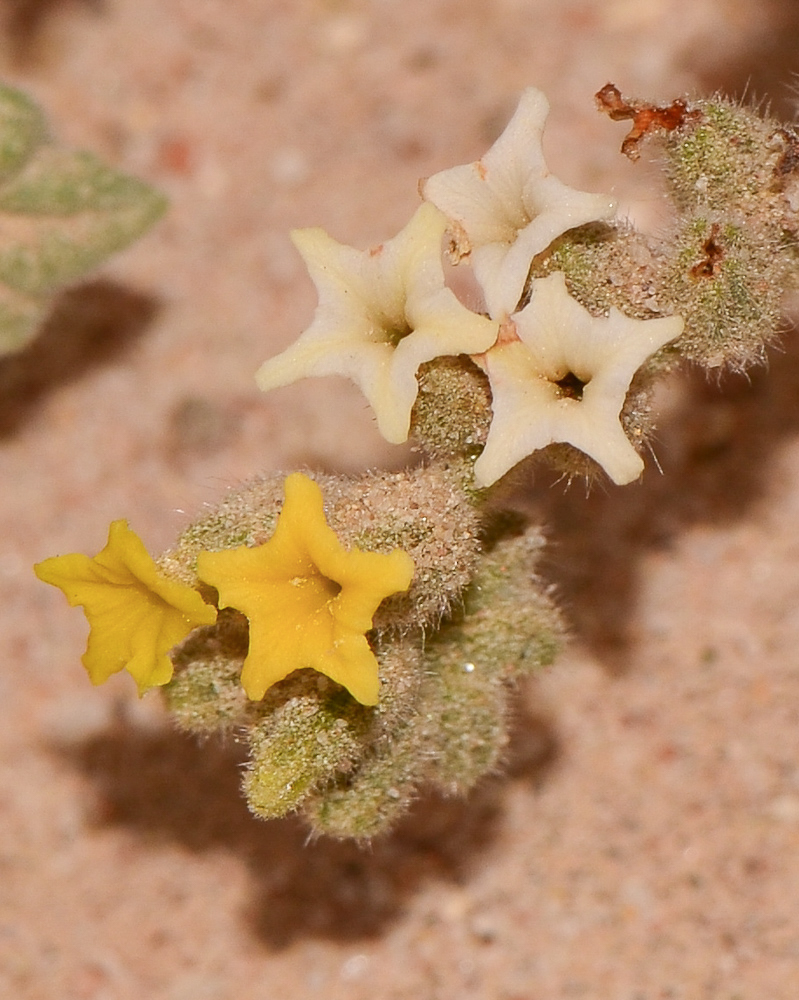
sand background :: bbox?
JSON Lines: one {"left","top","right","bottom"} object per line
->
{"left": 3, "top": 1, "right": 799, "bottom": 997}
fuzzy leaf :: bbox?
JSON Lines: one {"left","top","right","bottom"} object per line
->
{"left": 0, "top": 83, "right": 48, "bottom": 185}
{"left": 0, "top": 87, "right": 166, "bottom": 356}
{"left": 0, "top": 147, "right": 160, "bottom": 216}
{"left": 0, "top": 148, "right": 167, "bottom": 298}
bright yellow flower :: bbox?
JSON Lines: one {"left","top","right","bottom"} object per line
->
{"left": 34, "top": 520, "right": 217, "bottom": 694}
{"left": 196, "top": 473, "right": 415, "bottom": 706}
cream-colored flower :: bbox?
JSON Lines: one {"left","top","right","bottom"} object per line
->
{"left": 256, "top": 202, "right": 498, "bottom": 444}
{"left": 473, "top": 272, "right": 683, "bottom": 487}
{"left": 421, "top": 88, "right": 616, "bottom": 318}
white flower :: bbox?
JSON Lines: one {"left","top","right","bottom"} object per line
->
{"left": 421, "top": 88, "right": 617, "bottom": 318}
{"left": 473, "top": 272, "right": 684, "bottom": 487}
{"left": 256, "top": 203, "right": 498, "bottom": 444}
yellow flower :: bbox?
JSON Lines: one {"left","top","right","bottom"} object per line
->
{"left": 196, "top": 473, "right": 415, "bottom": 706}
{"left": 34, "top": 521, "right": 217, "bottom": 694}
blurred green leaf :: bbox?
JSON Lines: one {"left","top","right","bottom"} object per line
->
{"left": 0, "top": 83, "right": 166, "bottom": 357}
{"left": 0, "top": 83, "right": 48, "bottom": 186}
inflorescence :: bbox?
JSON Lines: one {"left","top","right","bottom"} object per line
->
{"left": 36, "top": 84, "right": 799, "bottom": 838}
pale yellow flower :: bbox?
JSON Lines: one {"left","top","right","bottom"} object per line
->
{"left": 421, "top": 88, "right": 616, "bottom": 318}
{"left": 473, "top": 272, "right": 683, "bottom": 486}
{"left": 256, "top": 203, "right": 498, "bottom": 444}
{"left": 196, "top": 473, "right": 415, "bottom": 706}
{"left": 34, "top": 521, "right": 217, "bottom": 694}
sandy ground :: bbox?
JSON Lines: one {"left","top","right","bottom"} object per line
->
{"left": 3, "top": 1, "right": 799, "bottom": 997}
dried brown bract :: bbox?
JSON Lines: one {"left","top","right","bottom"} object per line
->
{"left": 689, "top": 223, "right": 724, "bottom": 278}
{"left": 772, "top": 126, "right": 799, "bottom": 179}
{"left": 595, "top": 82, "right": 702, "bottom": 160}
